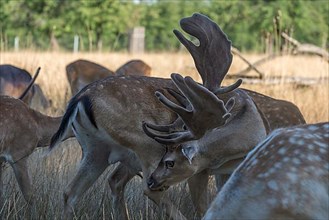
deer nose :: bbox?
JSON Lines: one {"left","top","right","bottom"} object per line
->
{"left": 147, "top": 176, "right": 155, "bottom": 188}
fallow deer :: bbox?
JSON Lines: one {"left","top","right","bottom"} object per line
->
{"left": 115, "top": 59, "right": 151, "bottom": 77}
{"left": 66, "top": 59, "right": 114, "bottom": 95}
{"left": 0, "top": 64, "right": 50, "bottom": 110}
{"left": 0, "top": 96, "right": 74, "bottom": 205}
{"left": 203, "top": 122, "right": 329, "bottom": 220}
{"left": 144, "top": 87, "right": 307, "bottom": 206}
{"left": 50, "top": 13, "right": 304, "bottom": 219}
{"left": 66, "top": 59, "right": 151, "bottom": 95}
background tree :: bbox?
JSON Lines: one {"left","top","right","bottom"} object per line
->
{"left": 0, "top": 0, "right": 327, "bottom": 52}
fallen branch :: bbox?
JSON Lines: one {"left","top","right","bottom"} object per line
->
{"left": 281, "top": 32, "right": 329, "bottom": 62}
{"left": 229, "top": 53, "right": 282, "bottom": 79}
{"left": 231, "top": 47, "right": 265, "bottom": 79}
{"left": 239, "top": 76, "right": 328, "bottom": 85}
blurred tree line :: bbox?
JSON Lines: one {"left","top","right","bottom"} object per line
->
{"left": 0, "top": 0, "right": 328, "bottom": 52}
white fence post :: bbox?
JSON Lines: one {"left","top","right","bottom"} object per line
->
{"left": 14, "top": 36, "right": 19, "bottom": 52}
{"left": 73, "top": 35, "right": 79, "bottom": 53}
{"left": 129, "top": 27, "right": 145, "bottom": 54}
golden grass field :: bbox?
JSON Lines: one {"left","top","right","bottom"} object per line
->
{"left": 1, "top": 51, "right": 328, "bottom": 122}
{"left": 0, "top": 51, "right": 328, "bottom": 219}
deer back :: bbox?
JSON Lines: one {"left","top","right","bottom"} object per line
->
{"left": 66, "top": 59, "right": 114, "bottom": 95}
{"left": 244, "top": 89, "right": 306, "bottom": 130}
{"left": 115, "top": 59, "right": 151, "bottom": 77}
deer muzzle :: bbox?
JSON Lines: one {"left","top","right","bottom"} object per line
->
{"left": 147, "top": 175, "right": 169, "bottom": 191}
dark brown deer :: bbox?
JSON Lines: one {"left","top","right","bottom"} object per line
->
{"left": 50, "top": 13, "right": 304, "bottom": 220}
{"left": 66, "top": 59, "right": 152, "bottom": 95}
{"left": 204, "top": 122, "right": 329, "bottom": 220}
{"left": 0, "top": 64, "right": 49, "bottom": 110}
{"left": 0, "top": 96, "right": 74, "bottom": 206}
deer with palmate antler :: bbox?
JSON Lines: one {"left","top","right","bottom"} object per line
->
{"left": 0, "top": 69, "right": 74, "bottom": 206}
{"left": 143, "top": 65, "right": 308, "bottom": 215}
{"left": 204, "top": 122, "right": 329, "bottom": 220}
{"left": 143, "top": 14, "right": 305, "bottom": 216}
{"left": 49, "top": 13, "right": 305, "bottom": 220}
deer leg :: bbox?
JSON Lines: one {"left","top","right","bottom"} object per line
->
{"left": 0, "top": 161, "right": 3, "bottom": 209}
{"left": 10, "top": 157, "right": 33, "bottom": 205}
{"left": 107, "top": 163, "right": 137, "bottom": 220}
{"left": 63, "top": 149, "right": 109, "bottom": 219}
{"left": 187, "top": 170, "right": 209, "bottom": 217}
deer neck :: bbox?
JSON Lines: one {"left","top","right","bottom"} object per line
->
{"left": 30, "top": 111, "right": 66, "bottom": 147}
{"left": 198, "top": 90, "right": 267, "bottom": 172}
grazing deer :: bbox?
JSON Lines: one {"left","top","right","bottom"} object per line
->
{"left": 49, "top": 13, "right": 304, "bottom": 220}
{"left": 0, "top": 96, "right": 74, "bottom": 205}
{"left": 66, "top": 59, "right": 114, "bottom": 95}
{"left": 115, "top": 59, "right": 151, "bottom": 77}
{"left": 144, "top": 80, "right": 306, "bottom": 214}
{"left": 203, "top": 122, "right": 329, "bottom": 220}
{"left": 0, "top": 65, "right": 50, "bottom": 110}
{"left": 66, "top": 59, "right": 151, "bottom": 95}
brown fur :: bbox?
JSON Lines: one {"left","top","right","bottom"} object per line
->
{"left": 66, "top": 59, "right": 152, "bottom": 95}
{"left": 0, "top": 96, "right": 73, "bottom": 204}
{"left": 0, "top": 64, "right": 49, "bottom": 110}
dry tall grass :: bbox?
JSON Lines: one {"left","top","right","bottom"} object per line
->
{"left": 0, "top": 51, "right": 328, "bottom": 219}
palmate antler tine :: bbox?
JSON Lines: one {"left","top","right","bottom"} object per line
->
{"left": 165, "top": 88, "right": 190, "bottom": 109}
{"left": 142, "top": 122, "right": 193, "bottom": 145}
{"left": 214, "top": 79, "right": 243, "bottom": 95}
{"left": 174, "top": 13, "right": 233, "bottom": 91}
{"left": 155, "top": 91, "right": 191, "bottom": 118}
{"left": 171, "top": 74, "right": 229, "bottom": 117}
{"left": 173, "top": 29, "right": 197, "bottom": 58}
{"left": 170, "top": 74, "right": 222, "bottom": 109}
{"left": 154, "top": 132, "right": 193, "bottom": 145}
{"left": 142, "top": 118, "right": 184, "bottom": 133}
{"left": 183, "top": 76, "right": 225, "bottom": 106}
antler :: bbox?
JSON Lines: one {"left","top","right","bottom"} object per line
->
{"left": 143, "top": 74, "right": 234, "bottom": 145}
{"left": 142, "top": 88, "right": 187, "bottom": 134}
{"left": 174, "top": 13, "right": 240, "bottom": 93}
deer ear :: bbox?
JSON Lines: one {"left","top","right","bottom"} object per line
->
{"left": 182, "top": 146, "right": 197, "bottom": 164}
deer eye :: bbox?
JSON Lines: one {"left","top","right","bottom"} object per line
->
{"left": 165, "top": 161, "right": 175, "bottom": 168}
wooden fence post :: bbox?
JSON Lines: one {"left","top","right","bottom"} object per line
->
{"left": 129, "top": 27, "right": 145, "bottom": 54}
